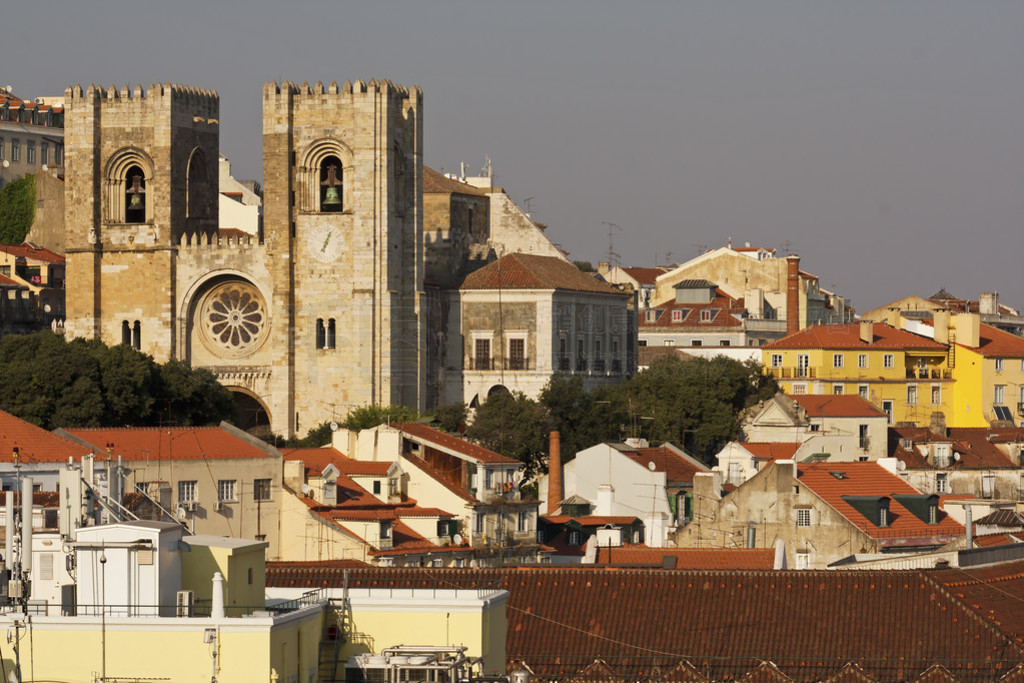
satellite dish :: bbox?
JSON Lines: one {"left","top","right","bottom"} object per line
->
{"left": 329, "top": 421, "right": 339, "bottom": 431}
{"left": 648, "top": 461, "right": 657, "bottom": 471}
{"left": 896, "top": 460, "right": 906, "bottom": 472}
{"left": 953, "top": 452, "right": 961, "bottom": 462}
{"left": 175, "top": 506, "right": 187, "bottom": 520}
{"left": 41, "top": 164, "right": 47, "bottom": 171}
{"left": 452, "top": 533, "right": 463, "bottom": 546}
{"left": 2, "top": 160, "right": 8, "bottom": 168}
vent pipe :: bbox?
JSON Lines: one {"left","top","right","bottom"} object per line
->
{"left": 547, "top": 432, "right": 562, "bottom": 515}
{"left": 211, "top": 571, "right": 225, "bottom": 619}
{"left": 785, "top": 256, "right": 800, "bottom": 336}
{"left": 745, "top": 524, "right": 756, "bottom": 549}
{"left": 963, "top": 504, "right": 973, "bottom": 548}
{"left": 21, "top": 477, "right": 33, "bottom": 573}
{"left": 4, "top": 493, "right": 13, "bottom": 572}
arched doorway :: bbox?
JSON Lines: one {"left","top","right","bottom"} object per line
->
{"left": 230, "top": 389, "right": 271, "bottom": 438}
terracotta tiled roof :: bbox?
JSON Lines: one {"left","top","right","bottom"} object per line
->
{"left": 368, "top": 520, "right": 469, "bottom": 557}
{"left": 640, "top": 296, "right": 745, "bottom": 329}
{"left": 217, "top": 227, "right": 250, "bottom": 240}
{"left": 637, "top": 346, "right": 695, "bottom": 366}
{"left": 891, "top": 427, "right": 1018, "bottom": 470}
{"left": 541, "top": 515, "right": 639, "bottom": 526}
{"left": 0, "top": 490, "right": 59, "bottom": 508}
{"left": 790, "top": 394, "right": 888, "bottom": 419}
{"left": 422, "top": 166, "right": 488, "bottom": 196}
{"left": 594, "top": 546, "right": 775, "bottom": 570}
{"left": 975, "top": 510, "right": 1024, "bottom": 527}
{"left": 764, "top": 322, "right": 945, "bottom": 351}
{"left": 265, "top": 565, "right": 1024, "bottom": 681}
{"left": 972, "top": 533, "right": 1023, "bottom": 547}
{"left": 0, "top": 409, "right": 91, "bottom": 463}
{"left": 396, "top": 422, "right": 519, "bottom": 465}
{"left": 961, "top": 324, "right": 1024, "bottom": 356}
{"left": 617, "top": 445, "right": 707, "bottom": 484}
{"left": 797, "top": 462, "right": 963, "bottom": 542}
{"left": 461, "top": 253, "right": 623, "bottom": 295}
{"left": 620, "top": 267, "right": 667, "bottom": 285}
{"left": 739, "top": 442, "right": 801, "bottom": 462}
{"left": 0, "top": 274, "right": 24, "bottom": 288}
{"left": 0, "top": 242, "right": 65, "bottom": 264}
{"left": 64, "top": 426, "right": 278, "bottom": 461}
{"left": 283, "top": 447, "right": 395, "bottom": 477}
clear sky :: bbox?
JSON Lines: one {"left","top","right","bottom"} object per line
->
{"left": 4, "top": 1, "right": 1022, "bottom": 312}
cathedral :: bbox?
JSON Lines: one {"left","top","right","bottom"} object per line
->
{"left": 63, "top": 80, "right": 426, "bottom": 436}
{"left": 61, "top": 79, "right": 634, "bottom": 437}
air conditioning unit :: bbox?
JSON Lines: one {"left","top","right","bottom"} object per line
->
{"left": 180, "top": 501, "right": 197, "bottom": 512}
{"left": 213, "top": 500, "right": 223, "bottom": 512}
{"left": 176, "top": 590, "right": 194, "bottom": 617}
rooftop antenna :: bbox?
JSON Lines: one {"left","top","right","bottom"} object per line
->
{"left": 780, "top": 240, "right": 795, "bottom": 256}
{"left": 603, "top": 222, "right": 621, "bottom": 267}
{"left": 692, "top": 244, "right": 708, "bottom": 256}
{"left": 481, "top": 156, "right": 492, "bottom": 178}
{"left": 664, "top": 251, "right": 673, "bottom": 267}
{"left": 524, "top": 197, "right": 535, "bottom": 215}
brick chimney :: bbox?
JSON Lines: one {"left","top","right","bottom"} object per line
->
{"left": 786, "top": 255, "right": 801, "bottom": 336}
{"left": 547, "top": 431, "right": 562, "bottom": 515}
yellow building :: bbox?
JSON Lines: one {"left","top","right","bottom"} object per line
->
{"left": 943, "top": 315, "right": 1024, "bottom": 427}
{"left": 763, "top": 321, "right": 952, "bottom": 427}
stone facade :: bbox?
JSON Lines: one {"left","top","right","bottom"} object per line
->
{"left": 63, "top": 80, "right": 424, "bottom": 436}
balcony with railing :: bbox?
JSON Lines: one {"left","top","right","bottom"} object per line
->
{"left": 769, "top": 367, "right": 817, "bottom": 379}
{"left": 467, "top": 356, "right": 494, "bottom": 371}
{"left": 503, "top": 357, "right": 531, "bottom": 371}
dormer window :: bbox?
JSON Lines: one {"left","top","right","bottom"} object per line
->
{"left": 568, "top": 530, "right": 581, "bottom": 546}
{"left": 934, "top": 444, "right": 950, "bottom": 468}
{"left": 380, "top": 521, "right": 392, "bottom": 539}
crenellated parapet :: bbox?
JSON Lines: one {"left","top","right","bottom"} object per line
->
{"left": 64, "top": 82, "right": 219, "bottom": 122}
{"left": 263, "top": 78, "right": 422, "bottom": 106}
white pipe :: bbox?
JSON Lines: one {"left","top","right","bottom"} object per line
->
{"left": 4, "top": 493, "right": 13, "bottom": 571}
{"left": 21, "top": 478, "right": 32, "bottom": 573}
{"left": 211, "top": 571, "right": 225, "bottom": 619}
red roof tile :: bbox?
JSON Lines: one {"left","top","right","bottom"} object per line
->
{"left": 541, "top": 515, "right": 639, "bottom": 526}
{"left": 64, "top": 426, "right": 278, "bottom": 461}
{"left": 422, "top": 166, "right": 489, "bottom": 196}
{"left": 640, "top": 296, "right": 746, "bottom": 329}
{"left": 798, "top": 462, "right": 963, "bottom": 542}
{"left": 619, "top": 445, "right": 707, "bottom": 484}
{"left": 0, "top": 242, "right": 65, "bottom": 264}
{"left": 620, "top": 267, "right": 667, "bottom": 285}
{"left": 963, "top": 324, "right": 1024, "bottom": 357}
{"left": 400, "top": 453, "right": 476, "bottom": 503}
{"left": 790, "top": 394, "right": 888, "bottom": 419}
{"left": 265, "top": 565, "right": 1024, "bottom": 681}
{"left": 461, "top": 253, "right": 623, "bottom": 295}
{"left": 396, "top": 423, "right": 519, "bottom": 465}
{"left": 594, "top": 546, "right": 775, "bottom": 569}
{"left": 891, "top": 427, "right": 1017, "bottom": 470}
{"left": 739, "top": 442, "right": 801, "bottom": 462}
{"left": 765, "top": 322, "right": 945, "bottom": 351}
{"left": 0, "top": 409, "right": 91, "bottom": 463}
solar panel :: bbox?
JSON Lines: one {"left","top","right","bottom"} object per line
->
{"left": 993, "top": 405, "right": 1012, "bottom": 421}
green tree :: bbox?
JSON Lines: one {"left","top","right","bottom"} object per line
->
{"left": 0, "top": 174, "right": 36, "bottom": 244}
{"left": 572, "top": 260, "right": 595, "bottom": 273}
{"left": 623, "top": 355, "right": 778, "bottom": 461}
{"left": 341, "top": 404, "right": 421, "bottom": 431}
{"left": 273, "top": 421, "right": 335, "bottom": 448}
{"left": 465, "top": 390, "right": 553, "bottom": 477}
{"left": 155, "top": 359, "right": 237, "bottom": 427}
{"left": 432, "top": 402, "right": 468, "bottom": 433}
{"left": 539, "top": 375, "right": 627, "bottom": 461}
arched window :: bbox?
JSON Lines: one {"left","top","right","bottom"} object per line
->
{"left": 124, "top": 164, "right": 146, "bottom": 223}
{"left": 319, "top": 156, "right": 343, "bottom": 213}
{"left": 121, "top": 321, "right": 131, "bottom": 346}
{"left": 315, "top": 319, "right": 326, "bottom": 349}
{"left": 132, "top": 321, "right": 141, "bottom": 350}
{"left": 104, "top": 148, "right": 154, "bottom": 224}
{"left": 327, "top": 319, "right": 336, "bottom": 349}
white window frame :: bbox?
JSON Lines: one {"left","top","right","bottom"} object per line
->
{"left": 858, "top": 384, "right": 869, "bottom": 399}
{"left": 883, "top": 354, "right": 895, "bottom": 369}
{"left": 833, "top": 353, "right": 844, "bottom": 369}
{"left": 907, "top": 384, "right": 918, "bottom": 406}
{"left": 858, "top": 354, "right": 868, "bottom": 369}
{"left": 936, "top": 472, "right": 949, "bottom": 494}
{"left": 931, "top": 385, "right": 941, "bottom": 405}
{"left": 792, "top": 383, "right": 807, "bottom": 395}
{"left": 994, "top": 385, "right": 1005, "bottom": 405}
{"left": 671, "top": 309, "right": 683, "bottom": 322}
{"left": 796, "top": 508, "right": 811, "bottom": 527}
{"left": 833, "top": 384, "right": 844, "bottom": 395}
{"left": 771, "top": 354, "right": 783, "bottom": 368}
{"left": 517, "top": 510, "right": 531, "bottom": 532}
{"left": 178, "top": 480, "right": 197, "bottom": 504}
{"left": 700, "top": 310, "right": 712, "bottom": 322}
{"left": 217, "top": 479, "right": 236, "bottom": 502}
{"left": 995, "top": 358, "right": 1004, "bottom": 372}
{"left": 795, "top": 552, "right": 809, "bottom": 570}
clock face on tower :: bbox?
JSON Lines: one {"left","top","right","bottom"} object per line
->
{"left": 308, "top": 224, "right": 344, "bottom": 263}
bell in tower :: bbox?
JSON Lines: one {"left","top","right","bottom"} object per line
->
{"left": 319, "top": 157, "right": 343, "bottom": 212}
{"left": 125, "top": 168, "right": 146, "bottom": 223}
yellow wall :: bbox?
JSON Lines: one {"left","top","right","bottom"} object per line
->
{"left": 764, "top": 347, "right": 953, "bottom": 426}
{"left": 280, "top": 490, "right": 371, "bottom": 562}
{"left": 951, "top": 347, "right": 1024, "bottom": 427}
{"left": 0, "top": 609, "right": 322, "bottom": 683}
{"left": 182, "top": 542, "right": 269, "bottom": 616}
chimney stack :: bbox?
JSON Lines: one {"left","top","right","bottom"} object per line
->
{"left": 547, "top": 431, "right": 562, "bottom": 515}
{"left": 785, "top": 256, "right": 800, "bottom": 336}
{"left": 979, "top": 292, "right": 999, "bottom": 315}
{"left": 933, "top": 309, "right": 950, "bottom": 345}
{"left": 859, "top": 320, "right": 874, "bottom": 344}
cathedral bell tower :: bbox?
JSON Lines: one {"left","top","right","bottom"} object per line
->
{"left": 262, "top": 79, "right": 425, "bottom": 433}
{"left": 63, "top": 82, "right": 219, "bottom": 360}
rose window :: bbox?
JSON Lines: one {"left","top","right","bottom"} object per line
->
{"left": 199, "top": 281, "right": 268, "bottom": 357}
